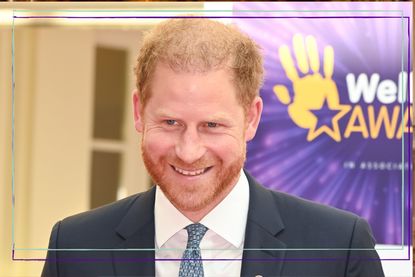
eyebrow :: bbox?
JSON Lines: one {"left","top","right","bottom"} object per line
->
{"left": 205, "top": 116, "right": 232, "bottom": 124}
{"left": 153, "top": 111, "right": 233, "bottom": 124}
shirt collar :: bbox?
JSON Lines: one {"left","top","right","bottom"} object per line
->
{"left": 154, "top": 186, "right": 192, "bottom": 249}
{"left": 154, "top": 169, "right": 250, "bottom": 248}
{"left": 200, "top": 170, "right": 249, "bottom": 248}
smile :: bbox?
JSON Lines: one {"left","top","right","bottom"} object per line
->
{"left": 172, "top": 165, "right": 211, "bottom": 176}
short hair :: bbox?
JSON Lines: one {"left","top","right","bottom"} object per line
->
{"left": 134, "top": 18, "right": 264, "bottom": 112}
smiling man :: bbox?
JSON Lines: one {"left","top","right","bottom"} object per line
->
{"left": 42, "top": 18, "right": 384, "bottom": 277}
{"left": 136, "top": 64, "right": 258, "bottom": 223}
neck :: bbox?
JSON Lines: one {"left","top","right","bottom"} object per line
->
{"left": 180, "top": 176, "right": 239, "bottom": 223}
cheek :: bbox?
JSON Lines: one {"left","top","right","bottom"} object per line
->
{"left": 143, "top": 132, "right": 175, "bottom": 159}
{"left": 207, "top": 137, "right": 245, "bottom": 162}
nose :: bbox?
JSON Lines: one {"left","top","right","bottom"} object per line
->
{"left": 175, "top": 127, "right": 206, "bottom": 164}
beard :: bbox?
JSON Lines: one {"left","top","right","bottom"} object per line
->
{"left": 141, "top": 142, "right": 246, "bottom": 213}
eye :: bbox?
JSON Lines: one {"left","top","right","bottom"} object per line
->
{"left": 165, "top": 119, "right": 177, "bottom": 126}
{"left": 206, "top": 122, "right": 218, "bottom": 128}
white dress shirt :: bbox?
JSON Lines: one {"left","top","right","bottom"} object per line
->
{"left": 154, "top": 170, "right": 250, "bottom": 277}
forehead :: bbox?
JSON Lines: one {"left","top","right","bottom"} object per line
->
{"left": 146, "top": 63, "right": 243, "bottom": 115}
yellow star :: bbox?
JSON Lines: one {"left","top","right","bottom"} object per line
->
{"left": 307, "top": 104, "right": 351, "bottom": 142}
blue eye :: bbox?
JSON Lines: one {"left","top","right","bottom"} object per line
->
{"left": 166, "top": 120, "right": 177, "bottom": 125}
{"left": 207, "top": 122, "right": 218, "bottom": 128}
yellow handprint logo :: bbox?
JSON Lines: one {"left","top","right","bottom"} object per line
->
{"left": 273, "top": 34, "right": 351, "bottom": 142}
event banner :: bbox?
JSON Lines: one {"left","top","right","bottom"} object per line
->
{"left": 234, "top": 2, "right": 412, "bottom": 245}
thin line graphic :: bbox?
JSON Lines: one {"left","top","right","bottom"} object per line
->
{"left": 13, "top": 15, "right": 410, "bottom": 20}
{"left": 11, "top": 10, "right": 412, "bottom": 262}
{"left": 11, "top": 9, "right": 16, "bottom": 261}
{"left": 13, "top": 9, "right": 405, "bottom": 13}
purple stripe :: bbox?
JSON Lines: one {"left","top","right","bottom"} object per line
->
{"left": 405, "top": 16, "right": 411, "bottom": 259}
{"left": 11, "top": 13, "right": 412, "bottom": 263}
{"left": 13, "top": 257, "right": 393, "bottom": 262}
{"left": 13, "top": 16, "right": 410, "bottom": 19}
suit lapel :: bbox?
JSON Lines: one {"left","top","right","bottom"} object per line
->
{"left": 110, "top": 173, "right": 286, "bottom": 276}
{"left": 241, "top": 172, "right": 286, "bottom": 276}
{"left": 112, "top": 186, "right": 156, "bottom": 277}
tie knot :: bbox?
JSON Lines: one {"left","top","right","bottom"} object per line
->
{"left": 185, "top": 223, "right": 208, "bottom": 248}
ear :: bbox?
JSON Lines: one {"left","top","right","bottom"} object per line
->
{"left": 132, "top": 90, "right": 144, "bottom": 133}
{"left": 245, "top": 96, "right": 263, "bottom": 141}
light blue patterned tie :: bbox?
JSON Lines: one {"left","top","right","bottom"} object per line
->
{"left": 178, "top": 223, "right": 208, "bottom": 277}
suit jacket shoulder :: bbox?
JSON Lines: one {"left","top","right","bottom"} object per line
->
{"left": 56, "top": 192, "right": 143, "bottom": 249}
{"left": 42, "top": 187, "right": 156, "bottom": 277}
{"left": 242, "top": 171, "right": 384, "bottom": 277}
{"left": 269, "top": 188, "right": 370, "bottom": 248}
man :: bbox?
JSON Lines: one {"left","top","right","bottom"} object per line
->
{"left": 42, "top": 18, "right": 384, "bottom": 277}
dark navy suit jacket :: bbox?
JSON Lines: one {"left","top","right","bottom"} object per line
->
{"left": 42, "top": 172, "right": 384, "bottom": 277}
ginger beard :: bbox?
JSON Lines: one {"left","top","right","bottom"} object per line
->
{"left": 141, "top": 140, "right": 246, "bottom": 212}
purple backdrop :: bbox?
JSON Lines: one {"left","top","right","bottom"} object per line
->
{"left": 233, "top": 2, "right": 413, "bottom": 245}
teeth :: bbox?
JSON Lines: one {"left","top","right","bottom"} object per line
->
{"left": 173, "top": 166, "right": 207, "bottom": 176}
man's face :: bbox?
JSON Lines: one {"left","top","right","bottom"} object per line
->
{"left": 133, "top": 63, "right": 262, "bottom": 214}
